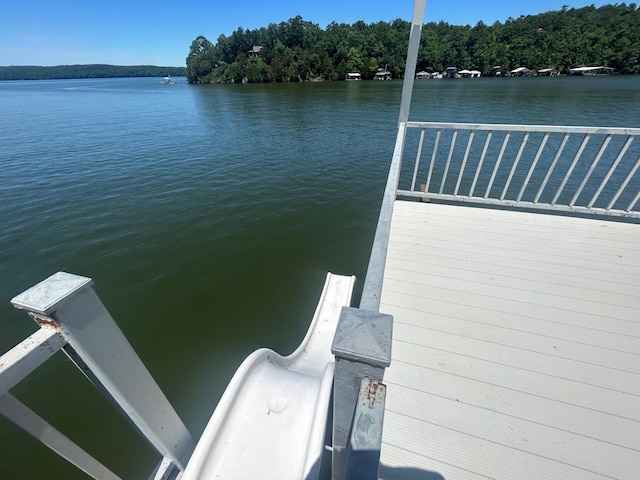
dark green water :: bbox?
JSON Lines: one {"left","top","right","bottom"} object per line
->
{"left": 1, "top": 76, "right": 639, "bottom": 478}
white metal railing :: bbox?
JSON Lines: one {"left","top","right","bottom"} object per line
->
{"left": 399, "top": 122, "right": 640, "bottom": 218}
{"left": 0, "top": 272, "right": 194, "bottom": 480}
{"left": 360, "top": 121, "right": 640, "bottom": 313}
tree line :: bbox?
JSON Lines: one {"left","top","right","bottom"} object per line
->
{"left": 186, "top": 3, "right": 639, "bottom": 83}
{"left": 0, "top": 65, "right": 186, "bottom": 81}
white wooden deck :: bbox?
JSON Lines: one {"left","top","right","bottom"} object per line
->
{"left": 379, "top": 200, "right": 640, "bottom": 480}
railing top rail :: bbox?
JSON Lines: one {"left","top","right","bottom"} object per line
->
{"left": 360, "top": 123, "right": 407, "bottom": 313}
{"left": 406, "top": 121, "right": 640, "bottom": 136}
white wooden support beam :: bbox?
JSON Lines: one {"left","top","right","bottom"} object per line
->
{"left": 0, "top": 327, "right": 66, "bottom": 396}
{"left": 0, "top": 393, "right": 121, "bottom": 480}
{"left": 11, "top": 272, "right": 195, "bottom": 470}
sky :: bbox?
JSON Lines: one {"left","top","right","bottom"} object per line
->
{"left": 0, "top": 0, "right": 614, "bottom": 67}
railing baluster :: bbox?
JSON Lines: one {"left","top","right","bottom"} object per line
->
{"left": 535, "top": 133, "right": 569, "bottom": 203}
{"left": 551, "top": 134, "right": 591, "bottom": 205}
{"left": 485, "top": 132, "right": 510, "bottom": 198}
{"left": 410, "top": 128, "right": 426, "bottom": 192}
{"left": 570, "top": 135, "right": 611, "bottom": 206}
{"left": 439, "top": 130, "right": 458, "bottom": 194}
{"left": 608, "top": 154, "right": 640, "bottom": 210}
{"left": 470, "top": 131, "right": 492, "bottom": 197}
{"left": 517, "top": 133, "right": 549, "bottom": 202}
{"left": 454, "top": 131, "right": 474, "bottom": 195}
{"left": 501, "top": 132, "right": 529, "bottom": 200}
{"left": 589, "top": 136, "right": 634, "bottom": 208}
{"left": 424, "top": 129, "right": 441, "bottom": 194}
{"left": 627, "top": 189, "right": 640, "bottom": 212}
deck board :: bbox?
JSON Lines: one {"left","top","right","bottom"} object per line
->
{"left": 379, "top": 201, "right": 640, "bottom": 480}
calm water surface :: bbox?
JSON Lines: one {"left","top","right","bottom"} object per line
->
{"left": 1, "top": 75, "right": 639, "bottom": 478}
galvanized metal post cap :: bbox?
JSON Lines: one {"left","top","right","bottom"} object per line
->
{"left": 331, "top": 307, "right": 393, "bottom": 367}
{"left": 11, "top": 271, "right": 93, "bottom": 315}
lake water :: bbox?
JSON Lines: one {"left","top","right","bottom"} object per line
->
{"left": 1, "top": 75, "right": 639, "bottom": 478}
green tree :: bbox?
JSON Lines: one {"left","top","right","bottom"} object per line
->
{"left": 186, "top": 36, "right": 217, "bottom": 83}
{"left": 185, "top": 4, "right": 640, "bottom": 84}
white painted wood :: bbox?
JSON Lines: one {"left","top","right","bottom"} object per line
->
{"left": 385, "top": 299, "right": 639, "bottom": 373}
{"left": 386, "top": 247, "right": 640, "bottom": 297}
{"left": 0, "top": 327, "right": 66, "bottom": 395}
{"left": 11, "top": 273, "right": 194, "bottom": 470}
{"left": 0, "top": 394, "right": 121, "bottom": 480}
{"left": 382, "top": 282, "right": 640, "bottom": 338}
{"left": 385, "top": 384, "right": 638, "bottom": 477}
{"left": 387, "top": 345, "right": 640, "bottom": 435}
{"left": 380, "top": 201, "right": 640, "bottom": 480}
{"left": 182, "top": 273, "right": 355, "bottom": 480}
{"left": 383, "top": 410, "right": 623, "bottom": 480}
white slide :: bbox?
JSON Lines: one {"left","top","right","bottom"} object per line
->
{"left": 182, "top": 273, "right": 355, "bottom": 480}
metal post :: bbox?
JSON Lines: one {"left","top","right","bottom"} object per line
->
{"left": 11, "top": 272, "right": 195, "bottom": 470}
{"left": 331, "top": 307, "right": 393, "bottom": 480}
{"left": 344, "top": 378, "right": 387, "bottom": 480}
{"left": 398, "top": 0, "right": 426, "bottom": 126}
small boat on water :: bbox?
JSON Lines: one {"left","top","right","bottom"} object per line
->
{"left": 374, "top": 67, "right": 392, "bottom": 80}
{"left": 345, "top": 72, "right": 361, "bottom": 81}
{"left": 162, "top": 74, "right": 175, "bottom": 84}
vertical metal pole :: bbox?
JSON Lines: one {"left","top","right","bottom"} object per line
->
{"left": 398, "top": 0, "right": 426, "bottom": 126}
{"left": 11, "top": 272, "right": 195, "bottom": 470}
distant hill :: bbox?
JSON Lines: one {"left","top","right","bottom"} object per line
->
{"left": 0, "top": 64, "right": 187, "bottom": 81}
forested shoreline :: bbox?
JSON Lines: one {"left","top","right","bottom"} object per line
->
{"left": 186, "top": 3, "right": 639, "bottom": 83}
{"left": 0, "top": 65, "right": 186, "bottom": 81}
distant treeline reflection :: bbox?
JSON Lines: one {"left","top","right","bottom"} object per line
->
{"left": 186, "top": 3, "right": 639, "bottom": 83}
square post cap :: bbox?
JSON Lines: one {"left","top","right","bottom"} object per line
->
{"left": 332, "top": 307, "right": 393, "bottom": 367}
{"left": 11, "top": 272, "right": 93, "bottom": 316}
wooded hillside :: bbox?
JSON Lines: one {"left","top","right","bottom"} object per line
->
{"left": 186, "top": 3, "right": 639, "bottom": 83}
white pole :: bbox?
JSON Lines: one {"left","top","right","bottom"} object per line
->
{"left": 398, "top": 0, "right": 426, "bottom": 126}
